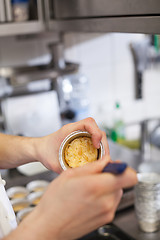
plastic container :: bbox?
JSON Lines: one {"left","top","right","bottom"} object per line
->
{"left": 12, "top": 0, "right": 29, "bottom": 22}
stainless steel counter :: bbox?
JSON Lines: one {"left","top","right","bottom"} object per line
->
{"left": 108, "top": 140, "right": 142, "bottom": 171}
{"left": 114, "top": 207, "right": 160, "bottom": 240}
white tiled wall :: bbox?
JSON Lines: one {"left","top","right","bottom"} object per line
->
{"left": 64, "top": 33, "right": 160, "bottom": 134}
{"left": 0, "top": 33, "right": 160, "bottom": 139}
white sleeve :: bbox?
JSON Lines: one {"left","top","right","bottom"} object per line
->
{"left": 0, "top": 176, "right": 17, "bottom": 238}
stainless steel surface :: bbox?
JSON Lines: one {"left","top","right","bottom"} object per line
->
{"left": 0, "top": 0, "right": 6, "bottom": 22}
{"left": 114, "top": 208, "right": 160, "bottom": 240}
{"left": 59, "top": 131, "right": 104, "bottom": 171}
{"left": 0, "top": 61, "right": 79, "bottom": 88}
{"left": 44, "top": 0, "right": 50, "bottom": 23}
{"left": 49, "top": 0, "right": 160, "bottom": 34}
{"left": 140, "top": 119, "right": 151, "bottom": 161}
{"left": 0, "top": 0, "right": 45, "bottom": 37}
{"left": 140, "top": 118, "right": 160, "bottom": 161}
{"left": 53, "top": 0, "right": 160, "bottom": 18}
{"left": 49, "top": 16, "right": 160, "bottom": 34}
{"left": 48, "top": 42, "right": 66, "bottom": 69}
{"left": 5, "top": 0, "right": 13, "bottom": 22}
{"left": 37, "top": 0, "right": 43, "bottom": 22}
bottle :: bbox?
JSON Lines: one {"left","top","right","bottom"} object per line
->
{"left": 111, "top": 102, "right": 125, "bottom": 142}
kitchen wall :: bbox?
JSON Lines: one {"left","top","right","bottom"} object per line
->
{"left": 64, "top": 33, "right": 160, "bottom": 139}
{"left": 0, "top": 33, "right": 160, "bottom": 139}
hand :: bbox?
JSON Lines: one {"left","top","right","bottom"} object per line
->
{"left": 12, "top": 158, "right": 137, "bottom": 240}
{"left": 36, "top": 117, "right": 110, "bottom": 173}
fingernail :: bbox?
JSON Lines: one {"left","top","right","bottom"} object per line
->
{"left": 97, "top": 142, "right": 100, "bottom": 148}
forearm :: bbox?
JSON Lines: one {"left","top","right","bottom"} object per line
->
{"left": 3, "top": 209, "right": 59, "bottom": 240}
{"left": 0, "top": 133, "right": 39, "bottom": 169}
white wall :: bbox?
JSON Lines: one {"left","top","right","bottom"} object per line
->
{"left": 64, "top": 33, "right": 160, "bottom": 139}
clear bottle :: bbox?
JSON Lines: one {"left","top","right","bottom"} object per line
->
{"left": 57, "top": 73, "right": 90, "bottom": 125}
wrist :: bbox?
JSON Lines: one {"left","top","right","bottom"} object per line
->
{"left": 18, "top": 208, "right": 60, "bottom": 240}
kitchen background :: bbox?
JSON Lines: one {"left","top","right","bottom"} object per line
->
{"left": 1, "top": 1, "right": 160, "bottom": 238}
{"left": 0, "top": 32, "right": 160, "bottom": 141}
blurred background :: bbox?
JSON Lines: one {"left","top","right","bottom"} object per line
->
{"left": 1, "top": 1, "right": 160, "bottom": 238}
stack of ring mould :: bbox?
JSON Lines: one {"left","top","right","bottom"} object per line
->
{"left": 27, "top": 191, "right": 44, "bottom": 206}
{"left": 10, "top": 198, "right": 30, "bottom": 213}
{"left": 17, "top": 207, "right": 34, "bottom": 223}
{"left": 7, "top": 186, "right": 29, "bottom": 200}
{"left": 26, "top": 180, "right": 49, "bottom": 193}
{"left": 59, "top": 131, "right": 105, "bottom": 170}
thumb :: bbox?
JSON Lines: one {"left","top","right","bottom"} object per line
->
{"left": 67, "top": 155, "right": 110, "bottom": 176}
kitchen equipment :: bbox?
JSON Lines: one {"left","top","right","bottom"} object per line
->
{"left": 50, "top": 0, "right": 160, "bottom": 34}
{"left": 79, "top": 223, "right": 135, "bottom": 240}
{"left": 0, "top": 174, "right": 17, "bottom": 238}
{"left": 5, "top": 0, "right": 13, "bottom": 22}
{"left": 0, "top": 0, "right": 6, "bottom": 22}
{"left": 7, "top": 186, "right": 29, "bottom": 200}
{"left": 27, "top": 191, "right": 43, "bottom": 206}
{"left": 11, "top": 198, "right": 30, "bottom": 213}
{"left": 26, "top": 180, "right": 49, "bottom": 193}
{"left": 16, "top": 207, "right": 34, "bottom": 223}
{"left": 134, "top": 172, "right": 160, "bottom": 233}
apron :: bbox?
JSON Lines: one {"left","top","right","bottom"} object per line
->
{"left": 0, "top": 174, "right": 17, "bottom": 238}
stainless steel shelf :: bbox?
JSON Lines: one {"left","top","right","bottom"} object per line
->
{"left": 0, "top": 21, "right": 45, "bottom": 37}
{"left": 53, "top": 0, "right": 160, "bottom": 19}
{"left": 49, "top": 16, "right": 160, "bottom": 34}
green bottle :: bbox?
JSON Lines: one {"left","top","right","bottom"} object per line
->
{"left": 112, "top": 102, "right": 125, "bottom": 142}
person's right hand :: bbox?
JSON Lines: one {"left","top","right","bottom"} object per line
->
{"left": 10, "top": 158, "right": 137, "bottom": 240}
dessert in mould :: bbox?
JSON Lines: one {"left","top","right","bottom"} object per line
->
{"left": 64, "top": 137, "right": 98, "bottom": 168}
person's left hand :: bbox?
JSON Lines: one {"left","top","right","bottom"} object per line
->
{"left": 35, "top": 117, "right": 110, "bottom": 173}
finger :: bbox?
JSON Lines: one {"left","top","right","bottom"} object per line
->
{"left": 66, "top": 156, "right": 108, "bottom": 177}
{"left": 114, "top": 159, "right": 122, "bottom": 163}
{"left": 71, "top": 118, "right": 102, "bottom": 149}
{"left": 81, "top": 190, "right": 123, "bottom": 230}
{"left": 102, "top": 189, "right": 123, "bottom": 214}
{"left": 84, "top": 167, "right": 138, "bottom": 195}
